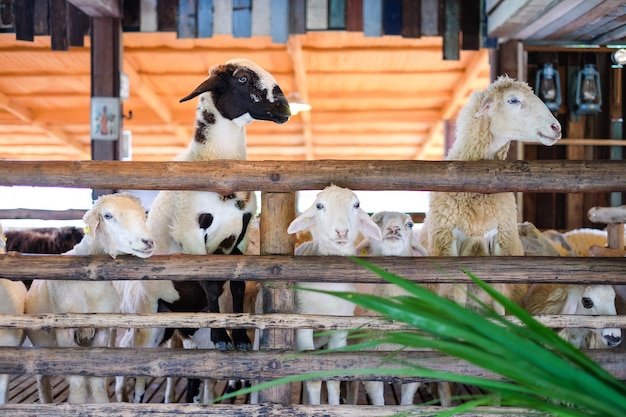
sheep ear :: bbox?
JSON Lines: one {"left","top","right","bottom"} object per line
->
{"left": 475, "top": 97, "right": 494, "bottom": 117}
{"left": 559, "top": 289, "right": 579, "bottom": 314}
{"left": 82, "top": 209, "right": 100, "bottom": 236}
{"left": 179, "top": 75, "right": 221, "bottom": 103}
{"left": 358, "top": 210, "right": 382, "bottom": 241}
{"left": 287, "top": 206, "right": 317, "bottom": 234}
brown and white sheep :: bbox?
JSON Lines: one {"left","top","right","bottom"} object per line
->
{"left": 115, "top": 58, "right": 290, "bottom": 404}
{"left": 0, "top": 222, "right": 27, "bottom": 404}
{"left": 25, "top": 193, "right": 154, "bottom": 404}
{"left": 287, "top": 184, "right": 382, "bottom": 405}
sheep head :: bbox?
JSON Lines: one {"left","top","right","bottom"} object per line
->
{"left": 179, "top": 58, "right": 291, "bottom": 125}
{"left": 287, "top": 184, "right": 382, "bottom": 256}
{"left": 83, "top": 193, "right": 155, "bottom": 259}
{"left": 370, "top": 211, "right": 424, "bottom": 256}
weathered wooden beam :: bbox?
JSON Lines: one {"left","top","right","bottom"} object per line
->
{"left": 15, "top": 0, "right": 34, "bottom": 41}
{"left": 67, "top": 0, "right": 121, "bottom": 17}
{"left": 443, "top": 0, "right": 460, "bottom": 60}
{"left": 50, "top": 0, "right": 69, "bottom": 50}
{"left": 1, "top": 252, "right": 625, "bottom": 285}
{"left": 1, "top": 160, "right": 626, "bottom": 194}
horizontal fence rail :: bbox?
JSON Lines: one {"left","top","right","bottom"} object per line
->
{"left": 1, "top": 160, "right": 626, "bottom": 193}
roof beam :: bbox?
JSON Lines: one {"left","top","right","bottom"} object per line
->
{"left": 67, "top": 0, "right": 121, "bottom": 18}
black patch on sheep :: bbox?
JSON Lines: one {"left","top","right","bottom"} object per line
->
{"left": 214, "top": 235, "right": 237, "bottom": 254}
{"left": 198, "top": 213, "right": 214, "bottom": 230}
{"left": 222, "top": 193, "right": 237, "bottom": 201}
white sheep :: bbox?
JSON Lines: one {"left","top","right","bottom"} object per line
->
{"left": 523, "top": 284, "right": 622, "bottom": 349}
{"left": 287, "top": 184, "right": 382, "bottom": 405}
{"left": 0, "top": 222, "right": 27, "bottom": 404}
{"left": 115, "top": 58, "right": 291, "bottom": 404}
{"left": 351, "top": 211, "right": 425, "bottom": 406}
{"left": 25, "top": 192, "right": 155, "bottom": 404}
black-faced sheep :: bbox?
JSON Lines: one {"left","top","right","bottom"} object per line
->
{"left": 25, "top": 193, "right": 154, "bottom": 404}
{"left": 0, "top": 222, "right": 27, "bottom": 404}
{"left": 115, "top": 58, "right": 290, "bottom": 404}
{"left": 5, "top": 226, "right": 84, "bottom": 254}
{"left": 287, "top": 184, "right": 382, "bottom": 405}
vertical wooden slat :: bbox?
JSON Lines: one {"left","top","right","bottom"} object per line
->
{"left": 382, "top": 0, "right": 402, "bottom": 35}
{"left": 345, "top": 0, "right": 362, "bottom": 31}
{"left": 460, "top": 0, "right": 480, "bottom": 50}
{"left": 420, "top": 0, "right": 440, "bottom": 36}
{"left": 0, "top": 0, "right": 15, "bottom": 30}
{"left": 15, "top": 0, "right": 34, "bottom": 41}
{"left": 122, "top": 0, "right": 140, "bottom": 30}
{"left": 140, "top": 0, "right": 158, "bottom": 32}
{"left": 178, "top": 0, "right": 197, "bottom": 38}
{"left": 69, "top": 3, "right": 89, "bottom": 47}
{"left": 362, "top": 0, "right": 382, "bottom": 37}
{"left": 157, "top": 0, "right": 177, "bottom": 31}
{"left": 289, "top": 0, "right": 305, "bottom": 34}
{"left": 328, "top": 0, "right": 345, "bottom": 29}
{"left": 33, "top": 0, "right": 49, "bottom": 35}
{"left": 306, "top": 0, "right": 328, "bottom": 30}
{"left": 213, "top": 0, "right": 232, "bottom": 35}
{"left": 251, "top": 0, "right": 270, "bottom": 36}
{"left": 50, "top": 0, "right": 69, "bottom": 51}
{"left": 401, "top": 0, "right": 419, "bottom": 38}
{"left": 443, "top": 0, "right": 459, "bottom": 60}
{"left": 257, "top": 191, "right": 295, "bottom": 404}
{"left": 233, "top": 0, "right": 251, "bottom": 37}
{"left": 197, "top": 0, "right": 213, "bottom": 37}
{"left": 91, "top": 16, "right": 122, "bottom": 199}
{"left": 270, "top": 0, "right": 288, "bottom": 43}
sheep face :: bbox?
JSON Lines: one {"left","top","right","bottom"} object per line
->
{"left": 288, "top": 185, "right": 382, "bottom": 256}
{"left": 180, "top": 58, "right": 291, "bottom": 125}
{"left": 372, "top": 211, "right": 414, "bottom": 256}
{"left": 451, "top": 227, "right": 499, "bottom": 256}
{"left": 84, "top": 193, "right": 155, "bottom": 259}
{"left": 562, "top": 285, "right": 621, "bottom": 347}
{"left": 474, "top": 76, "right": 562, "bottom": 156}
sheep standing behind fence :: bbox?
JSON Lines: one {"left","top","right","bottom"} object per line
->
{"left": 0, "top": 222, "right": 27, "bottom": 404}
{"left": 25, "top": 193, "right": 155, "bottom": 404}
{"left": 287, "top": 184, "right": 382, "bottom": 405}
{"left": 115, "top": 58, "right": 291, "bottom": 404}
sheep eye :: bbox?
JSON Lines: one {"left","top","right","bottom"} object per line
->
{"left": 237, "top": 76, "right": 248, "bottom": 84}
{"left": 582, "top": 297, "right": 594, "bottom": 309}
{"left": 407, "top": 222, "right": 414, "bottom": 229}
{"left": 353, "top": 202, "right": 360, "bottom": 209}
{"left": 103, "top": 212, "right": 113, "bottom": 220}
{"left": 315, "top": 203, "right": 324, "bottom": 210}
{"left": 507, "top": 97, "right": 521, "bottom": 105}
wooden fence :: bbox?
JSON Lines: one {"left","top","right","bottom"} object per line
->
{"left": 1, "top": 159, "right": 626, "bottom": 416}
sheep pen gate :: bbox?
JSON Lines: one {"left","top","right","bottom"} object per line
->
{"left": 0, "top": 159, "right": 625, "bottom": 416}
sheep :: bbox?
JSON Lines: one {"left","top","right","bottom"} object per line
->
{"left": 523, "top": 284, "right": 622, "bottom": 349}
{"left": 419, "top": 75, "right": 562, "bottom": 312}
{"left": 0, "top": 222, "right": 27, "bottom": 404}
{"left": 115, "top": 58, "right": 290, "bottom": 404}
{"left": 287, "top": 184, "right": 382, "bottom": 405}
{"left": 25, "top": 192, "right": 155, "bottom": 404}
{"left": 350, "top": 211, "right": 425, "bottom": 406}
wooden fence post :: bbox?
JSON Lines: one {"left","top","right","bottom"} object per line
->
{"left": 257, "top": 191, "right": 296, "bottom": 403}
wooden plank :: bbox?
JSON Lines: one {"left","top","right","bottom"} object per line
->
{"left": 197, "top": 0, "right": 214, "bottom": 37}
{"left": 122, "top": 0, "right": 141, "bottom": 30}
{"left": 157, "top": 0, "right": 177, "bottom": 31}
{"left": 50, "top": 0, "right": 69, "bottom": 51}
{"left": 443, "top": 0, "right": 459, "bottom": 60}
{"left": 345, "top": 0, "right": 362, "bottom": 31}
{"left": 177, "top": 0, "right": 197, "bottom": 39}
{"left": 382, "top": 0, "right": 402, "bottom": 35}
{"left": 420, "top": 0, "right": 441, "bottom": 36}
{"left": 33, "top": 0, "right": 49, "bottom": 35}
{"left": 140, "top": 0, "right": 158, "bottom": 32}
{"left": 251, "top": 0, "right": 270, "bottom": 36}
{"left": 306, "top": 0, "right": 328, "bottom": 30}
{"left": 270, "top": 0, "right": 288, "bottom": 42}
{"left": 460, "top": 0, "right": 479, "bottom": 50}
{"left": 0, "top": 0, "right": 14, "bottom": 30}
{"left": 15, "top": 0, "right": 34, "bottom": 41}
{"left": 66, "top": 0, "right": 122, "bottom": 17}
{"left": 328, "top": 0, "right": 345, "bottom": 29}
{"left": 69, "top": 3, "right": 89, "bottom": 47}
{"left": 233, "top": 0, "right": 251, "bottom": 37}
{"left": 213, "top": 0, "right": 232, "bottom": 35}
{"left": 588, "top": 205, "right": 626, "bottom": 224}
{"left": 362, "top": 0, "right": 382, "bottom": 36}
{"left": 289, "top": 0, "right": 305, "bottom": 34}
{"left": 401, "top": 0, "right": 419, "bottom": 38}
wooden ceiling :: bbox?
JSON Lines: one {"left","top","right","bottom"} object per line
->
{"left": 1, "top": 0, "right": 626, "bottom": 163}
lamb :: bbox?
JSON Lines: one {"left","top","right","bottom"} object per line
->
{"left": 351, "top": 211, "right": 426, "bottom": 406}
{"left": 419, "top": 75, "right": 562, "bottom": 311}
{"left": 25, "top": 192, "right": 155, "bottom": 404}
{"left": 0, "top": 222, "right": 27, "bottom": 404}
{"left": 523, "top": 284, "right": 621, "bottom": 349}
{"left": 115, "top": 58, "right": 290, "bottom": 403}
{"left": 287, "top": 184, "right": 382, "bottom": 405}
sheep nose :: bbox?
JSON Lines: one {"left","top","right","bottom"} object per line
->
{"left": 143, "top": 238, "right": 154, "bottom": 249}
{"left": 335, "top": 228, "right": 348, "bottom": 239}
{"left": 551, "top": 122, "right": 561, "bottom": 133}
{"left": 388, "top": 226, "right": 400, "bottom": 233}
{"left": 605, "top": 334, "right": 622, "bottom": 347}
